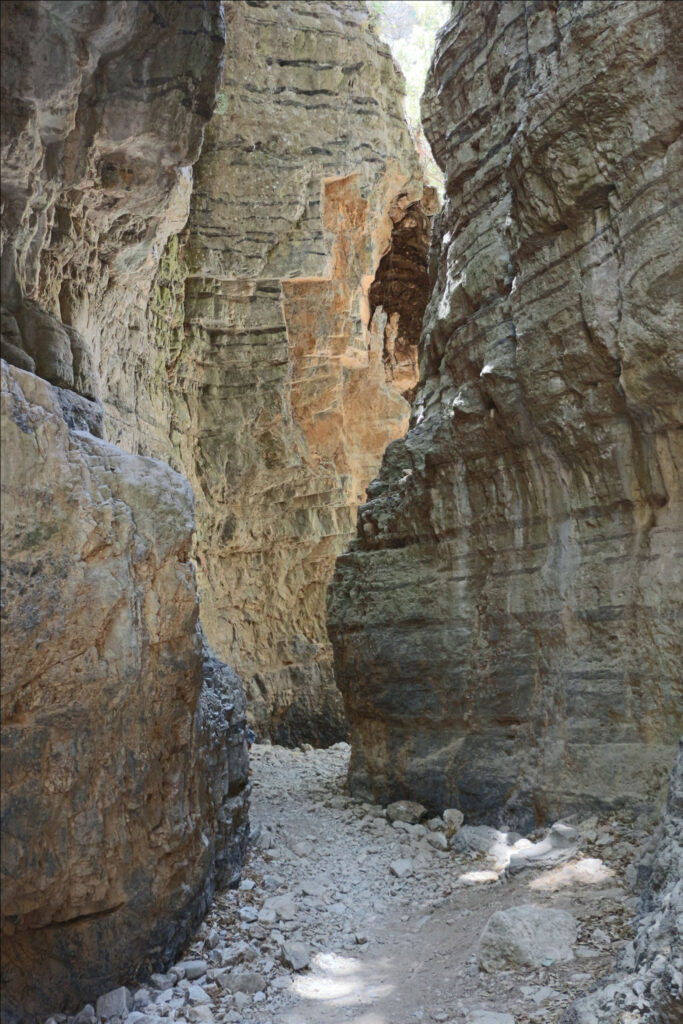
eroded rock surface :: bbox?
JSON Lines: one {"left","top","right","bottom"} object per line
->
{"left": 162, "top": 0, "right": 432, "bottom": 743}
{"left": 0, "top": 0, "right": 226, "bottom": 458}
{"left": 1, "top": 0, "right": 431, "bottom": 1016}
{"left": 0, "top": 4, "right": 253, "bottom": 1019}
{"left": 1, "top": 362, "right": 249, "bottom": 1021}
{"left": 2, "top": 0, "right": 432, "bottom": 749}
{"left": 328, "top": 0, "right": 683, "bottom": 827}
{"left": 563, "top": 740, "right": 682, "bottom": 1023}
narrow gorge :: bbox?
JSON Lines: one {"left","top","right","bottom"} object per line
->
{"left": 1, "top": 3, "right": 681, "bottom": 1024}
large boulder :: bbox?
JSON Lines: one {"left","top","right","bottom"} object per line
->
{"left": 478, "top": 905, "right": 577, "bottom": 972}
{"left": 0, "top": 361, "right": 249, "bottom": 1020}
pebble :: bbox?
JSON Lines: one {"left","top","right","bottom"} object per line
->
{"left": 176, "top": 960, "right": 208, "bottom": 980}
{"left": 188, "top": 1008, "right": 214, "bottom": 1024}
{"left": 72, "top": 1006, "right": 95, "bottom": 1024}
{"left": 443, "top": 808, "right": 465, "bottom": 830}
{"left": 262, "top": 893, "right": 296, "bottom": 920}
{"left": 281, "top": 940, "right": 310, "bottom": 971}
{"left": 427, "top": 831, "right": 448, "bottom": 851}
{"left": 386, "top": 800, "right": 428, "bottom": 824}
{"left": 187, "top": 983, "right": 212, "bottom": 1005}
{"left": 95, "top": 988, "right": 133, "bottom": 1021}
{"left": 390, "top": 857, "right": 414, "bottom": 878}
{"left": 133, "top": 990, "right": 151, "bottom": 1009}
{"left": 216, "top": 970, "right": 267, "bottom": 993}
{"left": 149, "top": 972, "right": 174, "bottom": 989}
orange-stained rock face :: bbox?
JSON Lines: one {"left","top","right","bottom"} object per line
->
{"left": 283, "top": 172, "right": 418, "bottom": 508}
{"left": 162, "top": 3, "right": 433, "bottom": 745}
{"left": 1, "top": 0, "right": 431, "bottom": 750}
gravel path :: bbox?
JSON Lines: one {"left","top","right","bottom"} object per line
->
{"left": 196, "top": 743, "right": 645, "bottom": 1024}
{"left": 56, "top": 742, "right": 655, "bottom": 1024}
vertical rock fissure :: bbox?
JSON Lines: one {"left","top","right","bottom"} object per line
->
{"left": 369, "top": 190, "right": 437, "bottom": 404}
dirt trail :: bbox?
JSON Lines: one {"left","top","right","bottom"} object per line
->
{"left": 191, "top": 743, "right": 646, "bottom": 1024}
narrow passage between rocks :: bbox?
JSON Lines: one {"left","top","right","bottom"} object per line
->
{"left": 157, "top": 743, "right": 653, "bottom": 1024}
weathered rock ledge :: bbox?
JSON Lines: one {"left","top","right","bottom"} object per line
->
{"left": 328, "top": 0, "right": 683, "bottom": 828}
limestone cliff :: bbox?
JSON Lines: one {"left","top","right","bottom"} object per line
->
{"left": 1, "top": 0, "right": 430, "bottom": 1015}
{"left": 0, "top": 0, "right": 226, "bottom": 456}
{"left": 1, "top": 4, "right": 249, "bottom": 1020}
{"left": 2, "top": 0, "right": 432, "bottom": 749}
{"left": 328, "top": 0, "right": 683, "bottom": 828}
{"left": 160, "top": 0, "right": 433, "bottom": 743}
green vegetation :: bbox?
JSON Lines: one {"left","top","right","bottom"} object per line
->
{"left": 368, "top": 0, "right": 450, "bottom": 191}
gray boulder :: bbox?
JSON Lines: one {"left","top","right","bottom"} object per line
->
{"left": 479, "top": 905, "right": 576, "bottom": 972}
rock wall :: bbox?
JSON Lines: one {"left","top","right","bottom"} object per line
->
{"left": 161, "top": 0, "right": 432, "bottom": 743}
{"left": 0, "top": 0, "right": 226, "bottom": 458}
{"left": 1, "top": 0, "right": 432, "bottom": 748}
{"left": 1, "top": 4, "right": 249, "bottom": 1020}
{"left": 1, "top": 362, "right": 249, "bottom": 1021}
{"left": 328, "top": 0, "right": 683, "bottom": 828}
{"left": 0, "top": 0, "right": 430, "bottom": 1015}
{"left": 564, "top": 740, "right": 682, "bottom": 1023}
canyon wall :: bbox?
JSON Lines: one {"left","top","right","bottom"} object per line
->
{"left": 163, "top": 0, "right": 432, "bottom": 744}
{"left": 1, "top": 362, "right": 249, "bottom": 1021}
{"left": 2, "top": 0, "right": 432, "bottom": 749}
{"left": 328, "top": 0, "right": 683, "bottom": 829}
{"left": 1, "top": 0, "right": 428, "bottom": 1016}
{"left": 1, "top": 3, "right": 248, "bottom": 1020}
{"left": 0, "top": 0, "right": 226, "bottom": 456}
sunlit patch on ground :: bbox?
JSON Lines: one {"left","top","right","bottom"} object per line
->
{"left": 291, "top": 951, "right": 395, "bottom": 1009}
{"left": 529, "top": 857, "right": 615, "bottom": 891}
{"left": 458, "top": 869, "right": 500, "bottom": 885}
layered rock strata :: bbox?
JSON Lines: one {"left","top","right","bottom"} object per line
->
{"left": 1, "top": 362, "right": 249, "bottom": 1021}
{"left": 1, "top": 4, "right": 250, "bottom": 1020}
{"left": 2, "top": 0, "right": 432, "bottom": 747}
{"left": 0, "top": 0, "right": 431, "bottom": 1014}
{"left": 163, "top": 0, "right": 431, "bottom": 743}
{"left": 0, "top": 0, "right": 226, "bottom": 459}
{"left": 328, "top": 0, "right": 683, "bottom": 827}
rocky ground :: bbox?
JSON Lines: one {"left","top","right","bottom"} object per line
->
{"left": 50, "top": 743, "right": 664, "bottom": 1024}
